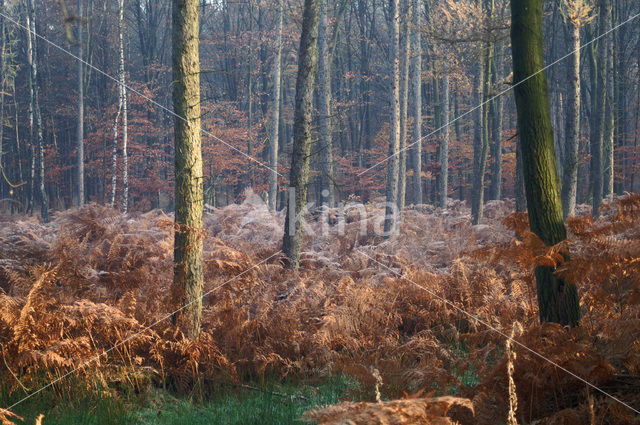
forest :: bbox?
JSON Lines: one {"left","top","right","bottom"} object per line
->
{"left": 0, "top": 0, "right": 639, "bottom": 423}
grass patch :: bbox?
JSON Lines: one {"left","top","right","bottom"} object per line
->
{"left": 0, "top": 375, "right": 357, "bottom": 425}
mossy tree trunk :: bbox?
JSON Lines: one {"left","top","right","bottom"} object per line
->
{"left": 282, "top": 0, "right": 320, "bottom": 269}
{"left": 510, "top": 0, "right": 580, "bottom": 326}
{"left": 172, "top": 0, "right": 204, "bottom": 339}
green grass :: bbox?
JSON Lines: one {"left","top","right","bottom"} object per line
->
{"left": 0, "top": 375, "right": 357, "bottom": 425}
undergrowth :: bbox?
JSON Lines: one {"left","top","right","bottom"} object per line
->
{"left": 1, "top": 194, "right": 640, "bottom": 424}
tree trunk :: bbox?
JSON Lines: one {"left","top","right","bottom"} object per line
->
{"left": 410, "top": 0, "right": 422, "bottom": 205}
{"left": 561, "top": 20, "right": 580, "bottom": 218}
{"left": 590, "top": 0, "right": 608, "bottom": 216}
{"left": 603, "top": 21, "right": 614, "bottom": 199}
{"left": 317, "top": 0, "right": 335, "bottom": 207}
{"left": 0, "top": 0, "right": 5, "bottom": 200}
{"left": 282, "top": 0, "right": 320, "bottom": 269}
{"left": 397, "top": 0, "right": 410, "bottom": 211}
{"left": 120, "top": 0, "right": 129, "bottom": 214}
{"left": 383, "top": 0, "right": 400, "bottom": 235}
{"left": 26, "top": 0, "right": 47, "bottom": 222}
{"left": 515, "top": 141, "right": 526, "bottom": 212}
{"left": 471, "top": 57, "right": 486, "bottom": 224}
{"left": 76, "top": 0, "right": 85, "bottom": 206}
{"left": 511, "top": 0, "right": 580, "bottom": 327}
{"left": 489, "top": 49, "right": 503, "bottom": 201}
{"left": 268, "top": 0, "right": 283, "bottom": 212}
{"left": 172, "top": 0, "right": 204, "bottom": 339}
{"left": 439, "top": 72, "right": 449, "bottom": 209}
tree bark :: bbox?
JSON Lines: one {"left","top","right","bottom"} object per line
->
{"left": 410, "top": 0, "right": 422, "bottom": 205}
{"left": 561, "top": 19, "right": 581, "bottom": 218}
{"left": 397, "top": 0, "right": 410, "bottom": 211}
{"left": 511, "top": 0, "right": 580, "bottom": 327}
{"left": 76, "top": 0, "right": 84, "bottom": 206}
{"left": 489, "top": 48, "right": 503, "bottom": 201}
{"left": 317, "top": 0, "right": 335, "bottom": 207}
{"left": 383, "top": 0, "right": 400, "bottom": 235}
{"left": 439, "top": 72, "right": 449, "bottom": 209}
{"left": 26, "top": 0, "right": 47, "bottom": 222}
{"left": 172, "top": 0, "right": 204, "bottom": 339}
{"left": 471, "top": 56, "right": 486, "bottom": 224}
{"left": 0, "top": 0, "right": 5, "bottom": 199}
{"left": 590, "top": 0, "right": 608, "bottom": 216}
{"left": 268, "top": 0, "right": 283, "bottom": 212}
{"left": 282, "top": 0, "right": 320, "bottom": 269}
{"left": 603, "top": 19, "right": 614, "bottom": 199}
{"left": 120, "top": 0, "right": 129, "bottom": 213}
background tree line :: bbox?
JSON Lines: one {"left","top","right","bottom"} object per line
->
{"left": 0, "top": 0, "right": 638, "bottom": 224}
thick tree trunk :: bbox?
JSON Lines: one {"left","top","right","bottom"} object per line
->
{"left": 511, "top": 0, "right": 580, "bottom": 327}
{"left": 410, "top": 0, "right": 422, "bottom": 205}
{"left": 439, "top": 72, "right": 449, "bottom": 209}
{"left": 515, "top": 141, "right": 526, "bottom": 212}
{"left": 282, "top": 0, "right": 320, "bottom": 269}
{"left": 561, "top": 21, "right": 580, "bottom": 218}
{"left": 76, "top": 0, "right": 84, "bottom": 206}
{"left": 317, "top": 0, "right": 335, "bottom": 207}
{"left": 172, "top": 0, "right": 204, "bottom": 339}
{"left": 383, "top": 0, "right": 400, "bottom": 235}
{"left": 268, "top": 0, "right": 283, "bottom": 212}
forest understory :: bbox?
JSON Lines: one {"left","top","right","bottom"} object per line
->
{"left": 1, "top": 193, "right": 640, "bottom": 424}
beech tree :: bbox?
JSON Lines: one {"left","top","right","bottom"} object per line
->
{"left": 511, "top": 0, "right": 580, "bottom": 326}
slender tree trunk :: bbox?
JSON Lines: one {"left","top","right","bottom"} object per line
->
{"left": 489, "top": 49, "right": 503, "bottom": 201}
{"left": 282, "top": 0, "right": 320, "bottom": 269}
{"left": 383, "top": 0, "right": 400, "bottom": 235}
{"left": 26, "top": 0, "right": 47, "bottom": 222}
{"left": 471, "top": 57, "right": 486, "bottom": 224}
{"left": 0, "top": 0, "right": 5, "bottom": 200}
{"left": 511, "top": 0, "right": 580, "bottom": 327}
{"left": 110, "top": 95, "right": 121, "bottom": 207}
{"left": 603, "top": 24, "right": 614, "bottom": 199}
{"left": 439, "top": 72, "right": 449, "bottom": 209}
{"left": 120, "top": 0, "right": 129, "bottom": 213}
{"left": 76, "top": 0, "right": 84, "bottom": 206}
{"left": 268, "top": 0, "right": 283, "bottom": 211}
{"left": 410, "top": 0, "right": 422, "bottom": 205}
{"left": 246, "top": 1, "right": 254, "bottom": 188}
{"left": 590, "top": 1, "right": 608, "bottom": 215}
{"left": 317, "top": 0, "right": 335, "bottom": 207}
{"left": 172, "top": 0, "right": 204, "bottom": 339}
{"left": 561, "top": 20, "right": 581, "bottom": 218}
{"left": 397, "top": 0, "right": 410, "bottom": 210}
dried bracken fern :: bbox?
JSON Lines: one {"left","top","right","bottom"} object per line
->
{"left": 0, "top": 195, "right": 639, "bottom": 423}
{"left": 301, "top": 395, "right": 474, "bottom": 425}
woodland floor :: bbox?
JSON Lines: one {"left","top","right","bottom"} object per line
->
{"left": 1, "top": 193, "right": 640, "bottom": 424}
